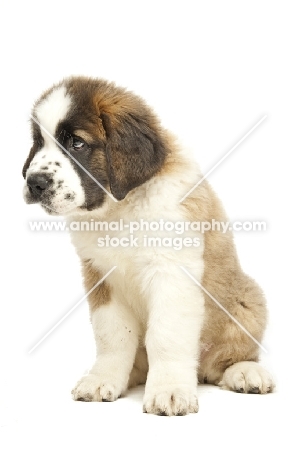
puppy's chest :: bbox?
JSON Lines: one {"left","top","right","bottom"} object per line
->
{"left": 71, "top": 225, "right": 148, "bottom": 324}
{"left": 70, "top": 222, "right": 145, "bottom": 270}
{"left": 69, "top": 204, "right": 175, "bottom": 269}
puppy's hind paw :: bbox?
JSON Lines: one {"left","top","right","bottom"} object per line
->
{"left": 219, "top": 361, "right": 275, "bottom": 394}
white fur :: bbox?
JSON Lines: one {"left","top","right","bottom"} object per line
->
{"left": 35, "top": 85, "right": 71, "bottom": 137}
{"left": 70, "top": 152, "right": 205, "bottom": 415}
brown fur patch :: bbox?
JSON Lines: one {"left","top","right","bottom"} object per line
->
{"left": 82, "top": 260, "right": 111, "bottom": 311}
{"left": 66, "top": 76, "right": 168, "bottom": 200}
{"left": 99, "top": 101, "right": 168, "bottom": 200}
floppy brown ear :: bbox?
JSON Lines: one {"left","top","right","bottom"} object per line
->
{"left": 22, "top": 142, "right": 38, "bottom": 178}
{"left": 100, "top": 111, "right": 167, "bottom": 200}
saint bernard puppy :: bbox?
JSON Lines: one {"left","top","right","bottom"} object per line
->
{"left": 23, "top": 77, "right": 274, "bottom": 415}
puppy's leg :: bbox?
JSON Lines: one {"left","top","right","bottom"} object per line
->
{"left": 219, "top": 361, "right": 275, "bottom": 394}
{"left": 72, "top": 262, "right": 139, "bottom": 402}
{"left": 199, "top": 273, "right": 275, "bottom": 393}
{"left": 143, "top": 266, "right": 204, "bottom": 416}
{"left": 72, "top": 297, "right": 139, "bottom": 402}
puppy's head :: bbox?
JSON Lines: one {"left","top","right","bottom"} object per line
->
{"left": 23, "top": 77, "right": 167, "bottom": 215}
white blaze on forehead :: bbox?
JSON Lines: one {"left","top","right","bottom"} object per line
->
{"left": 35, "top": 85, "right": 71, "bottom": 138}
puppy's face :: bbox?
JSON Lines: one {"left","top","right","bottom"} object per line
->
{"left": 22, "top": 77, "right": 167, "bottom": 216}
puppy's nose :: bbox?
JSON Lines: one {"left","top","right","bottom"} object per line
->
{"left": 27, "top": 173, "right": 50, "bottom": 199}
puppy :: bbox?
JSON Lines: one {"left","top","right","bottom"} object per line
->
{"left": 23, "top": 77, "right": 274, "bottom": 415}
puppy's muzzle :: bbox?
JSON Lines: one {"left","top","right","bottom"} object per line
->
{"left": 26, "top": 173, "right": 51, "bottom": 200}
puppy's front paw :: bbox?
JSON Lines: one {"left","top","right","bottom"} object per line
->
{"left": 72, "top": 374, "right": 121, "bottom": 402}
{"left": 143, "top": 387, "right": 199, "bottom": 416}
{"left": 219, "top": 361, "right": 275, "bottom": 394}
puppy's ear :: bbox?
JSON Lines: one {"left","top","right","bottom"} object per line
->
{"left": 100, "top": 111, "right": 167, "bottom": 200}
{"left": 22, "top": 142, "right": 38, "bottom": 178}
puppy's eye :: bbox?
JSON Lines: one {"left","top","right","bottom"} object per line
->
{"left": 72, "top": 137, "right": 85, "bottom": 150}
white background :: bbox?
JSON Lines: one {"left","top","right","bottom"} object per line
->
{"left": 1, "top": 1, "right": 289, "bottom": 466}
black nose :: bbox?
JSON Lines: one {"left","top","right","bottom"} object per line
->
{"left": 27, "top": 173, "right": 51, "bottom": 199}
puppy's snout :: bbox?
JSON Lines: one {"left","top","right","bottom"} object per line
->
{"left": 27, "top": 173, "right": 51, "bottom": 199}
